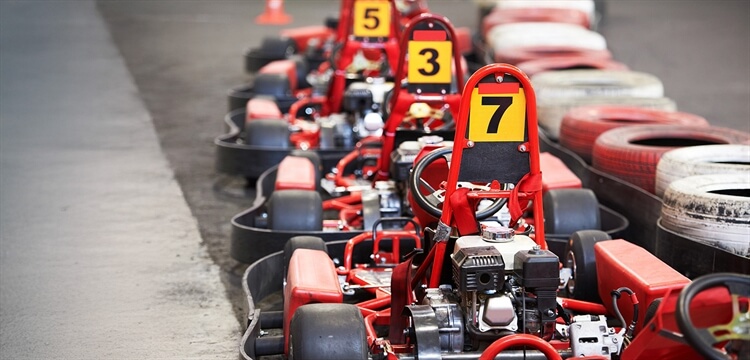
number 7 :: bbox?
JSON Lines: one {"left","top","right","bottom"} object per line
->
{"left": 482, "top": 96, "right": 513, "bottom": 134}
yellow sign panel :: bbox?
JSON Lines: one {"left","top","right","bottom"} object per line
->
{"left": 467, "top": 83, "right": 526, "bottom": 142}
{"left": 407, "top": 40, "right": 452, "bottom": 84}
{"left": 353, "top": 0, "right": 391, "bottom": 38}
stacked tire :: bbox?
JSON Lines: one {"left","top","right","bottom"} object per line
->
{"left": 559, "top": 106, "right": 709, "bottom": 163}
{"left": 591, "top": 125, "right": 750, "bottom": 194}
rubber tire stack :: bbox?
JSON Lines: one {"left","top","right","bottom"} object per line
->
{"left": 655, "top": 145, "right": 750, "bottom": 197}
{"left": 660, "top": 174, "right": 750, "bottom": 257}
{"left": 592, "top": 125, "right": 750, "bottom": 194}
{"left": 559, "top": 105, "right": 709, "bottom": 163}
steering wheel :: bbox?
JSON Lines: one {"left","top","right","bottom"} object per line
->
{"left": 400, "top": 102, "right": 453, "bottom": 132}
{"left": 676, "top": 272, "right": 750, "bottom": 360}
{"left": 408, "top": 147, "right": 507, "bottom": 220}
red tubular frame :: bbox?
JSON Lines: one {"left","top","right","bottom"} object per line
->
{"left": 376, "top": 13, "right": 466, "bottom": 180}
{"left": 420, "top": 63, "right": 544, "bottom": 288}
{"left": 479, "top": 334, "right": 562, "bottom": 360}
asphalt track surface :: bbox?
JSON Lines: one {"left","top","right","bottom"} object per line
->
{"left": 1, "top": 0, "right": 748, "bottom": 358}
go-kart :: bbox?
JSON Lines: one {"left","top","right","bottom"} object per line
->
{"left": 228, "top": 12, "right": 467, "bottom": 264}
{"left": 242, "top": 0, "right": 432, "bottom": 74}
{"left": 217, "top": 0, "right": 409, "bottom": 181}
{"left": 238, "top": 64, "right": 750, "bottom": 360}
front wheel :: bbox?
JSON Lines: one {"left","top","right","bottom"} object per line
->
{"left": 289, "top": 303, "right": 368, "bottom": 360}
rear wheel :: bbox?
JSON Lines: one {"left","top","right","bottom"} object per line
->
{"left": 565, "top": 230, "right": 611, "bottom": 302}
{"left": 267, "top": 190, "right": 322, "bottom": 231}
{"left": 244, "top": 119, "right": 290, "bottom": 148}
{"left": 543, "top": 188, "right": 601, "bottom": 236}
{"left": 289, "top": 303, "right": 368, "bottom": 360}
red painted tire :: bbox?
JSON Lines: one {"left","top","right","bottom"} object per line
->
{"left": 592, "top": 125, "right": 750, "bottom": 194}
{"left": 495, "top": 46, "right": 611, "bottom": 65}
{"left": 482, "top": 8, "right": 589, "bottom": 36}
{"left": 516, "top": 56, "right": 628, "bottom": 77}
{"left": 560, "top": 106, "right": 709, "bottom": 163}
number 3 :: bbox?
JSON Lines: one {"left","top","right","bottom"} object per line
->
{"left": 418, "top": 48, "right": 440, "bottom": 76}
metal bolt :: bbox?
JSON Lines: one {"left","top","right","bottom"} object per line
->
{"left": 518, "top": 144, "right": 527, "bottom": 152}
{"left": 496, "top": 75, "right": 504, "bottom": 83}
{"left": 466, "top": 140, "right": 474, "bottom": 148}
{"left": 613, "top": 338, "right": 618, "bottom": 343}
{"left": 545, "top": 309, "right": 555, "bottom": 317}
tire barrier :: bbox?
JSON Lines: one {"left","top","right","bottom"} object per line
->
{"left": 661, "top": 174, "right": 750, "bottom": 257}
{"left": 655, "top": 144, "right": 750, "bottom": 197}
{"left": 592, "top": 125, "right": 750, "bottom": 194}
{"left": 516, "top": 56, "right": 628, "bottom": 77}
{"left": 559, "top": 106, "right": 709, "bottom": 163}
{"left": 487, "top": 22, "right": 607, "bottom": 64}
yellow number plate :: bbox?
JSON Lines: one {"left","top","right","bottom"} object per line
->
{"left": 467, "top": 83, "right": 526, "bottom": 142}
{"left": 353, "top": 0, "right": 391, "bottom": 38}
{"left": 408, "top": 40, "right": 452, "bottom": 84}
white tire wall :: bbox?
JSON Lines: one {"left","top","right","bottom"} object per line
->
{"left": 655, "top": 145, "right": 750, "bottom": 197}
{"left": 487, "top": 22, "right": 606, "bottom": 52}
{"left": 532, "top": 70, "right": 667, "bottom": 139}
{"left": 493, "top": 0, "right": 595, "bottom": 22}
{"left": 661, "top": 174, "right": 750, "bottom": 257}
{"left": 537, "top": 96, "right": 676, "bottom": 140}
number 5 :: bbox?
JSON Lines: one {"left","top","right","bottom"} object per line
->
{"left": 364, "top": 8, "right": 380, "bottom": 30}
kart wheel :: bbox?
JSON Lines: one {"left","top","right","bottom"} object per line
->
{"left": 290, "top": 150, "right": 322, "bottom": 191}
{"left": 289, "top": 303, "right": 368, "bottom": 360}
{"left": 559, "top": 106, "right": 709, "bottom": 163}
{"left": 244, "top": 37, "right": 297, "bottom": 73}
{"left": 253, "top": 73, "right": 293, "bottom": 99}
{"left": 267, "top": 190, "right": 323, "bottom": 231}
{"left": 543, "top": 189, "right": 600, "bottom": 236}
{"left": 244, "top": 119, "right": 290, "bottom": 148}
{"left": 661, "top": 174, "right": 750, "bottom": 257}
{"left": 283, "top": 236, "right": 326, "bottom": 280}
{"left": 655, "top": 145, "right": 750, "bottom": 197}
{"left": 537, "top": 96, "right": 676, "bottom": 140}
{"left": 592, "top": 125, "right": 750, "bottom": 194}
{"left": 290, "top": 55, "right": 310, "bottom": 89}
{"left": 565, "top": 230, "right": 611, "bottom": 302}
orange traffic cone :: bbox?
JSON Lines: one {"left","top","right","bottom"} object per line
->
{"left": 256, "top": 0, "right": 292, "bottom": 25}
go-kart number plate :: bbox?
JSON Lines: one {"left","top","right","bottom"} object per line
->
{"left": 353, "top": 0, "right": 391, "bottom": 38}
{"left": 408, "top": 30, "right": 452, "bottom": 84}
{"left": 468, "top": 83, "right": 526, "bottom": 142}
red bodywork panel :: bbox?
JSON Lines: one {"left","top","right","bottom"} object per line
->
{"left": 595, "top": 240, "right": 690, "bottom": 333}
{"left": 283, "top": 249, "right": 343, "bottom": 353}
{"left": 539, "top": 152, "right": 582, "bottom": 191}
{"left": 280, "top": 25, "right": 334, "bottom": 52}
{"left": 275, "top": 156, "right": 316, "bottom": 191}
{"left": 259, "top": 59, "right": 298, "bottom": 91}
{"left": 246, "top": 97, "right": 283, "bottom": 120}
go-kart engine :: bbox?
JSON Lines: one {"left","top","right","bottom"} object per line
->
{"left": 415, "top": 228, "right": 565, "bottom": 352}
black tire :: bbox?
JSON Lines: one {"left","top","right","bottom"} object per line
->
{"left": 565, "top": 230, "right": 611, "bottom": 302}
{"left": 254, "top": 73, "right": 292, "bottom": 98}
{"left": 324, "top": 16, "right": 339, "bottom": 30}
{"left": 290, "top": 150, "right": 322, "bottom": 192}
{"left": 245, "top": 37, "right": 297, "bottom": 73}
{"left": 543, "top": 188, "right": 601, "bottom": 236}
{"left": 244, "top": 119, "right": 290, "bottom": 148}
{"left": 289, "top": 303, "right": 368, "bottom": 360}
{"left": 290, "top": 55, "right": 310, "bottom": 89}
{"left": 267, "top": 190, "right": 323, "bottom": 231}
{"left": 283, "top": 236, "right": 327, "bottom": 280}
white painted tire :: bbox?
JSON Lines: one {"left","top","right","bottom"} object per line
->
{"left": 533, "top": 70, "right": 664, "bottom": 100}
{"left": 655, "top": 145, "right": 750, "bottom": 197}
{"left": 487, "top": 22, "right": 606, "bottom": 52}
{"left": 661, "top": 174, "right": 750, "bottom": 257}
{"left": 538, "top": 96, "right": 676, "bottom": 140}
{"left": 493, "top": 0, "right": 595, "bottom": 21}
